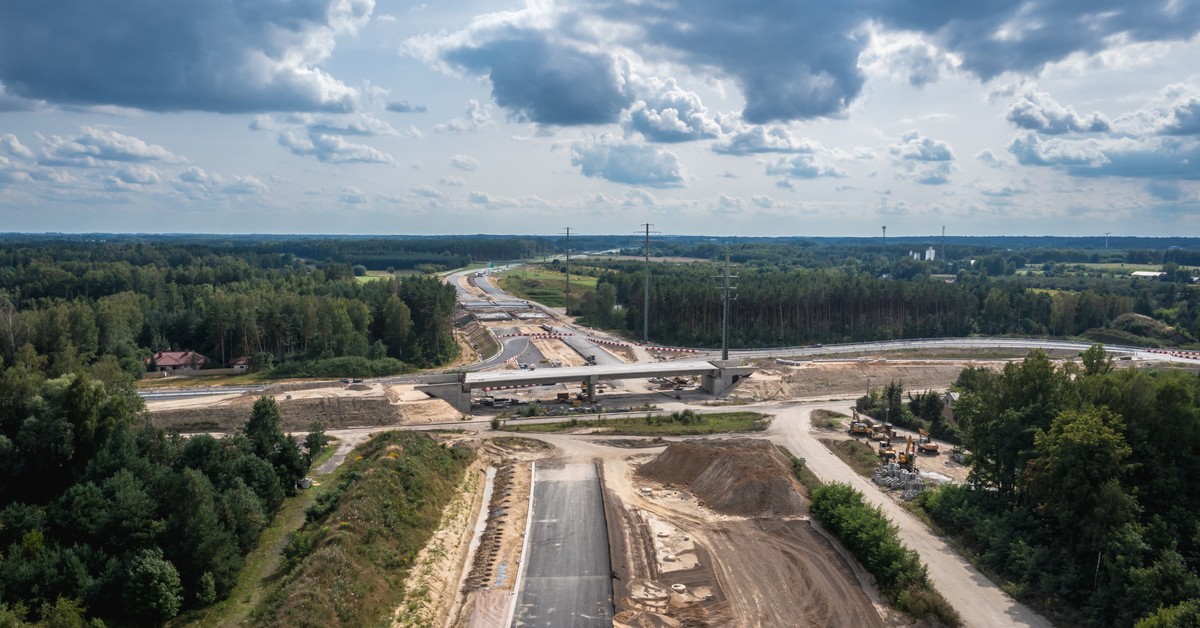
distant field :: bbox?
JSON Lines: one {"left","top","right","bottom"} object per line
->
{"left": 355, "top": 270, "right": 418, "bottom": 283}
{"left": 499, "top": 267, "right": 597, "bottom": 308}
{"left": 1071, "top": 263, "right": 1195, "bottom": 272}
{"left": 502, "top": 410, "right": 768, "bottom": 436}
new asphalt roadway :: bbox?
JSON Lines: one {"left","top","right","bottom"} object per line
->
{"left": 512, "top": 463, "right": 614, "bottom": 627}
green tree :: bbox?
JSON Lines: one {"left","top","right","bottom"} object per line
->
{"left": 123, "top": 548, "right": 183, "bottom": 623}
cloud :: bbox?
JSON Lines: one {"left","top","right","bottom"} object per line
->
{"left": 278, "top": 129, "right": 394, "bottom": 164}
{"left": 570, "top": 136, "right": 685, "bottom": 187}
{"left": 413, "top": 1, "right": 1200, "bottom": 127}
{"left": 435, "top": 99, "right": 494, "bottom": 132}
{"left": 386, "top": 100, "right": 427, "bottom": 113}
{"left": 1145, "top": 180, "right": 1184, "bottom": 201}
{"left": 299, "top": 113, "right": 400, "bottom": 137}
{"left": 410, "top": 184, "right": 444, "bottom": 199}
{"left": 114, "top": 165, "right": 160, "bottom": 185}
{"left": 224, "top": 175, "right": 268, "bottom": 195}
{"left": 858, "top": 25, "right": 958, "bottom": 87}
{"left": 340, "top": 186, "right": 369, "bottom": 204}
{"left": 439, "top": 176, "right": 465, "bottom": 187}
{"left": 468, "top": 191, "right": 514, "bottom": 205}
{"left": 712, "top": 117, "right": 822, "bottom": 155}
{"left": 1006, "top": 91, "right": 1111, "bottom": 134}
{"left": 0, "top": 83, "right": 43, "bottom": 112}
{"left": 976, "top": 149, "right": 1013, "bottom": 169}
{"left": 764, "top": 154, "right": 846, "bottom": 179}
{"left": 40, "top": 127, "right": 181, "bottom": 166}
{"left": 1010, "top": 133, "right": 1200, "bottom": 179}
{"left": 1, "top": 134, "right": 33, "bottom": 159}
{"left": 449, "top": 154, "right": 481, "bottom": 171}
{"left": 0, "top": 0, "right": 372, "bottom": 112}
{"left": 409, "top": 19, "right": 633, "bottom": 125}
{"left": 1114, "top": 83, "right": 1200, "bottom": 136}
{"left": 625, "top": 77, "right": 719, "bottom": 142}
{"left": 890, "top": 130, "right": 955, "bottom": 185}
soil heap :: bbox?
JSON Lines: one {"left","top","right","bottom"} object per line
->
{"left": 639, "top": 439, "right": 806, "bottom": 517}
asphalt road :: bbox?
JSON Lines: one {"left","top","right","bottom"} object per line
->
{"left": 512, "top": 463, "right": 614, "bottom": 627}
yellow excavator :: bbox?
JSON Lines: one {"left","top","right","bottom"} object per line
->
{"left": 877, "top": 438, "right": 896, "bottom": 462}
{"left": 917, "top": 428, "right": 940, "bottom": 455}
{"left": 872, "top": 422, "right": 896, "bottom": 442}
{"left": 849, "top": 410, "right": 874, "bottom": 437}
{"left": 896, "top": 436, "right": 918, "bottom": 470}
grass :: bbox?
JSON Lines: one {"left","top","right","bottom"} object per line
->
{"left": 175, "top": 444, "right": 337, "bottom": 627}
{"left": 249, "top": 432, "right": 474, "bottom": 627}
{"left": 501, "top": 410, "right": 769, "bottom": 436}
{"left": 499, "top": 266, "right": 597, "bottom": 308}
{"left": 778, "top": 446, "right": 824, "bottom": 494}
{"left": 810, "top": 409, "right": 848, "bottom": 430}
{"left": 820, "top": 438, "right": 880, "bottom": 477}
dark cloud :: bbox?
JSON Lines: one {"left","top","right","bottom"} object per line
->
{"left": 1006, "top": 91, "right": 1110, "bottom": 134}
{"left": 386, "top": 101, "right": 427, "bottom": 113}
{"left": 1146, "top": 180, "right": 1183, "bottom": 201}
{"left": 440, "top": 28, "right": 633, "bottom": 125}
{"left": 570, "top": 137, "right": 685, "bottom": 187}
{"left": 0, "top": 0, "right": 370, "bottom": 112}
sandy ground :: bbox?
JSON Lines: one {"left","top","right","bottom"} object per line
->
{"left": 728, "top": 360, "right": 1009, "bottom": 403}
{"left": 395, "top": 455, "right": 488, "bottom": 628}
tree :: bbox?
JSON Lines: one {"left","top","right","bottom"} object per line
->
{"left": 1080, "top": 343, "right": 1113, "bottom": 376}
{"left": 123, "top": 548, "right": 183, "bottom": 623}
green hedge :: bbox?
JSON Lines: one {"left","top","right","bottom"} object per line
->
{"left": 811, "top": 482, "right": 960, "bottom": 625}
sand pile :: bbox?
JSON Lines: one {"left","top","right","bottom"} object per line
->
{"left": 639, "top": 439, "right": 806, "bottom": 517}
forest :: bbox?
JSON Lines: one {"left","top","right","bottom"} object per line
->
{"left": 0, "top": 238, "right": 460, "bottom": 379}
{"left": 918, "top": 348, "right": 1200, "bottom": 626}
{"left": 0, "top": 354, "right": 323, "bottom": 624}
{"left": 568, "top": 258, "right": 1199, "bottom": 348}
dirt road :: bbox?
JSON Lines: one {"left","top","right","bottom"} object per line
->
{"left": 765, "top": 399, "right": 1051, "bottom": 628}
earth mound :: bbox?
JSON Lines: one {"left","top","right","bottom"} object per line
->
{"left": 639, "top": 439, "right": 806, "bottom": 517}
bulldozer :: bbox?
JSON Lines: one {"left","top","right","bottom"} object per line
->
{"left": 917, "top": 428, "right": 940, "bottom": 455}
{"left": 849, "top": 409, "right": 874, "bottom": 437}
{"left": 895, "top": 436, "right": 918, "bottom": 471}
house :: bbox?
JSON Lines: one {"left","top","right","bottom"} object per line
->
{"left": 942, "top": 391, "right": 960, "bottom": 422}
{"left": 1131, "top": 271, "right": 1166, "bottom": 279}
{"left": 231, "top": 356, "right": 251, "bottom": 372}
{"left": 146, "top": 350, "right": 210, "bottom": 373}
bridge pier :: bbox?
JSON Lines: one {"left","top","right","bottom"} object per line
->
{"left": 416, "top": 373, "right": 472, "bottom": 413}
{"left": 701, "top": 361, "right": 758, "bottom": 397}
{"left": 586, "top": 375, "right": 598, "bottom": 403}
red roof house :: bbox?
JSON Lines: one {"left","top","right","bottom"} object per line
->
{"left": 146, "top": 351, "right": 210, "bottom": 372}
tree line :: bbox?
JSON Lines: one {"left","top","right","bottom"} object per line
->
{"left": 919, "top": 348, "right": 1200, "bottom": 626}
{"left": 0, "top": 239, "right": 460, "bottom": 378}
{"left": 576, "top": 260, "right": 1199, "bottom": 347}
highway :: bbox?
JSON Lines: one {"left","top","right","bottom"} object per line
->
{"left": 512, "top": 463, "right": 614, "bottom": 627}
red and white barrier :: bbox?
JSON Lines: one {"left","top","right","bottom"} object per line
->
{"left": 481, "top": 383, "right": 537, "bottom": 392}
{"left": 497, "top": 332, "right": 576, "bottom": 338}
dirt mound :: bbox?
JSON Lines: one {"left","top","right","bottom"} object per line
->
{"left": 639, "top": 439, "right": 806, "bottom": 517}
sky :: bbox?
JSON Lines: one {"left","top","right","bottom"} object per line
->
{"left": 1, "top": 0, "right": 1199, "bottom": 237}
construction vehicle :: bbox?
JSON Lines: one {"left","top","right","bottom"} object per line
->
{"left": 849, "top": 410, "right": 874, "bottom": 437}
{"left": 556, "top": 392, "right": 571, "bottom": 403}
{"left": 872, "top": 422, "right": 896, "bottom": 442}
{"left": 585, "top": 354, "right": 598, "bottom": 365}
{"left": 917, "top": 428, "right": 940, "bottom": 455}
{"left": 877, "top": 439, "right": 897, "bottom": 462}
{"left": 895, "top": 436, "right": 918, "bottom": 470}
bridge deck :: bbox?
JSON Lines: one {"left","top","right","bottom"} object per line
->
{"left": 462, "top": 360, "right": 719, "bottom": 390}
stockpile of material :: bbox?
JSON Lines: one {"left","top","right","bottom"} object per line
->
{"left": 639, "top": 439, "right": 806, "bottom": 517}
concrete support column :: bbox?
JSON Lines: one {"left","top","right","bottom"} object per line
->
{"left": 586, "top": 376, "right": 598, "bottom": 402}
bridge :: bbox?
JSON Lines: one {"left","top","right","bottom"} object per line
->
{"left": 417, "top": 360, "right": 756, "bottom": 412}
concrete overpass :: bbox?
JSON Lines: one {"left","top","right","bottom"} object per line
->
{"left": 417, "top": 360, "right": 756, "bottom": 412}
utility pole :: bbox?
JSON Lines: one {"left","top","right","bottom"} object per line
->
{"left": 562, "top": 227, "right": 571, "bottom": 317}
{"left": 717, "top": 252, "right": 737, "bottom": 361}
{"left": 882, "top": 225, "right": 887, "bottom": 246}
{"left": 1105, "top": 232, "right": 1110, "bottom": 249}
{"left": 640, "top": 223, "right": 658, "bottom": 343}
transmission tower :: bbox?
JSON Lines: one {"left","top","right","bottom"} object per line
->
{"left": 639, "top": 223, "right": 660, "bottom": 343}
{"left": 562, "top": 227, "right": 571, "bottom": 317}
{"left": 716, "top": 252, "right": 738, "bottom": 361}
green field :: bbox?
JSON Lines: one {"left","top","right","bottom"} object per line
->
{"left": 501, "top": 410, "right": 768, "bottom": 436}
{"left": 499, "top": 267, "right": 597, "bottom": 308}
{"left": 819, "top": 438, "right": 880, "bottom": 477}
